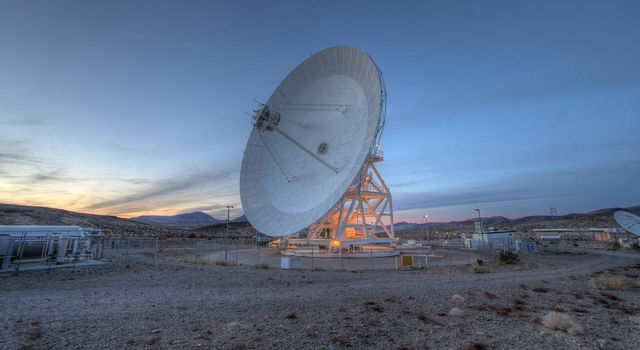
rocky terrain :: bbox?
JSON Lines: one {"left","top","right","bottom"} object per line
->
{"left": 1, "top": 249, "right": 639, "bottom": 349}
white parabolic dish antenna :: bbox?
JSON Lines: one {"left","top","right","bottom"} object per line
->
{"left": 240, "top": 46, "right": 386, "bottom": 236}
{"left": 614, "top": 211, "right": 640, "bottom": 236}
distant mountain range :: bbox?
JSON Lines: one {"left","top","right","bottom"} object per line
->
{"left": 2, "top": 202, "right": 639, "bottom": 235}
{"left": 130, "top": 211, "right": 221, "bottom": 229}
{"left": 391, "top": 206, "right": 640, "bottom": 230}
{"left": 130, "top": 211, "right": 248, "bottom": 229}
{"left": 231, "top": 214, "right": 248, "bottom": 223}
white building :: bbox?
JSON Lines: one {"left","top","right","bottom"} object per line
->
{"left": 466, "top": 230, "right": 516, "bottom": 250}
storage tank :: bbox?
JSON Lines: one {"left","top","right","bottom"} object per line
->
{"left": 0, "top": 226, "right": 87, "bottom": 260}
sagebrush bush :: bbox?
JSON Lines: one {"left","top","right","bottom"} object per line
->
{"left": 589, "top": 274, "right": 634, "bottom": 290}
{"left": 498, "top": 251, "right": 520, "bottom": 264}
{"left": 542, "top": 311, "right": 583, "bottom": 335}
{"left": 472, "top": 266, "right": 491, "bottom": 274}
{"left": 610, "top": 241, "right": 622, "bottom": 251}
{"left": 448, "top": 307, "right": 464, "bottom": 316}
{"left": 452, "top": 294, "right": 465, "bottom": 303}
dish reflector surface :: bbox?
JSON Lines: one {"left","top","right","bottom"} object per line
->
{"left": 614, "top": 211, "right": 640, "bottom": 236}
{"left": 240, "top": 46, "right": 383, "bottom": 236}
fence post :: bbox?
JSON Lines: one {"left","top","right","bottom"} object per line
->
{"left": 155, "top": 238, "right": 158, "bottom": 265}
{"left": 15, "top": 232, "right": 27, "bottom": 275}
{"left": 311, "top": 246, "right": 314, "bottom": 270}
{"left": 370, "top": 248, "right": 373, "bottom": 270}
{"left": 341, "top": 249, "right": 344, "bottom": 271}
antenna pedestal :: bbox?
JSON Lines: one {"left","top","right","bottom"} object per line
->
{"left": 306, "top": 150, "right": 395, "bottom": 250}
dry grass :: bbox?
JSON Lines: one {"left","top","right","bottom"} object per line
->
{"left": 472, "top": 266, "right": 491, "bottom": 274}
{"left": 331, "top": 337, "right": 349, "bottom": 346}
{"left": 449, "top": 307, "right": 464, "bottom": 316}
{"left": 144, "top": 336, "right": 161, "bottom": 345}
{"left": 416, "top": 313, "right": 445, "bottom": 326}
{"left": 542, "top": 311, "right": 584, "bottom": 335}
{"left": 464, "top": 343, "right": 488, "bottom": 350}
{"left": 484, "top": 291, "right": 497, "bottom": 299}
{"left": 254, "top": 263, "right": 269, "bottom": 269}
{"left": 214, "top": 260, "right": 237, "bottom": 267}
{"left": 452, "top": 294, "right": 465, "bottom": 303}
{"left": 25, "top": 329, "right": 42, "bottom": 340}
{"left": 589, "top": 274, "right": 635, "bottom": 290}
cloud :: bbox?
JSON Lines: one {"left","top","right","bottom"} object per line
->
{"left": 84, "top": 169, "right": 233, "bottom": 212}
{"left": 0, "top": 117, "right": 43, "bottom": 127}
{"left": 393, "top": 160, "right": 640, "bottom": 212}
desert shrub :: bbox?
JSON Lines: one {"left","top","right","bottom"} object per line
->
{"left": 254, "top": 263, "right": 269, "bottom": 269}
{"left": 609, "top": 241, "right": 622, "bottom": 251}
{"left": 498, "top": 250, "right": 520, "bottom": 264}
{"left": 464, "top": 343, "right": 488, "bottom": 350}
{"left": 144, "top": 337, "right": 161, "bottom": 345}
{"left": 472, "top": 266, "right": 491, "bottom": 274}
{"left": 452, "top": 294, "right": 465, "bottom": 303}
{"left": 476, "top": 258, "right": 484, "bottom": 266}
{"left": 542, "top": 311, "right": 584, "bottom": 335}
{"left": 214, "top": 260, "right": 237, "bottom": 267}
{"left": 26, "top": 329, "right": 42, "bottom": 340}
{"left": 484, "top": 291, "right": 497, "bottom": 299}
{"left": 589, "top": 274, "right": 634, "bottom": 290}
{"left": 448, "top": 307, "right": 464, "bottom": 316}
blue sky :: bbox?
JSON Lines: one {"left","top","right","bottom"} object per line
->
{"left": 1, "top": 0, "right": 639, "bottom": 222}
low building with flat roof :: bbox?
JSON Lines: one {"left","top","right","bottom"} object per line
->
{"left": 532, "top": 228, "right": 627, "bottom": 242}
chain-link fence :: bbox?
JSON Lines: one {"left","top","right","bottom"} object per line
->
{"left": 102, "top": 237, "right": 159, "bottom": 265}
{"left": 189, "top": 241, "right": 487, "bottom": 271}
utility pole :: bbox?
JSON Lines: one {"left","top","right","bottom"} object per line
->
{"left": 424, "top": 214, "right": 429, "bottom": 242}
{"left": 225, "top": 205, "right": 234, "bottom": 261}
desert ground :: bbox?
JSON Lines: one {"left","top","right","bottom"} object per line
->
{"left": 1, "top": 248, "right": 639, "bottom": 350}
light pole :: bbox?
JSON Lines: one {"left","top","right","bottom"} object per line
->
{"left": 225, "top": 205, "right": 234, "bottom": 261}
{"left": 424, "top": 214, "right": 429, "bottom": 242}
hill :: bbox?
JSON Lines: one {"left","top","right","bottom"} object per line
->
{"left": 231, "top": 214, "right": 248, "bottom": 223}
{"left": 130, "top": 211, "right": 224, "bottom": 229}
{"left": 0, "top": 203, "right": 191, "bottom": 237}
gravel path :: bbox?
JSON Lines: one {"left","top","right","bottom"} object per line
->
{"left": 1, "top": 250, "right": 639, "bottom": 350}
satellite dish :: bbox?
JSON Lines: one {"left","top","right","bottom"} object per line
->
{"left": 240, "top": 46, "right": 386, "bottom": 237}
{"left": 614, "top": 211, "right": 640, "bottom": 236}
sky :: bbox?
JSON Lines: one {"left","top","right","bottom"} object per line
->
{"left": 1, "top": 0, "right": 639, "bottom": 222}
